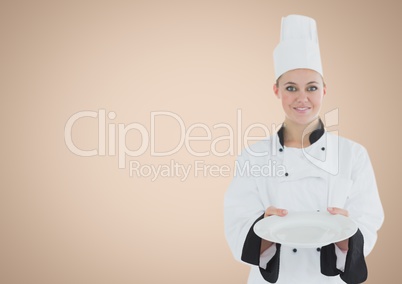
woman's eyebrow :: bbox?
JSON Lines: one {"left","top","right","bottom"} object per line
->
{"left": 284, "top": 81, "right": 319, "bottom": 85}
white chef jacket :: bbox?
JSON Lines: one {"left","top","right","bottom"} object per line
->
{"left": 224, "top": 124, "right": 384, "bottom": 284}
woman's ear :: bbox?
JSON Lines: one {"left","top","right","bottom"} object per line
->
{"left": 323, "top": 84, "right": 327, "bottom": 96}
{"left": 273, "top": 83, "right": 280, "bottom": 99}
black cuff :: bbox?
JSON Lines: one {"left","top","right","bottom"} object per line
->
{"left": 241, "top": 214, "right": 281, "bottom": 283}
{"left": 320, "top": 229, "right": 367, "bottom": 284}
{"left": 340, "top": 229, "right": 367, "bottom": 284}
{"left": 241, "top": 213, "right": 264, "bottom": 265}
{"left": 259, "top": 243, "right": 281, "bottom": 283}
{"left": 320, "top": 243, "right": 340, "bottom": 276}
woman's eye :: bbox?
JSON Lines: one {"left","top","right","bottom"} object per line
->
{"left": 286, "top": 86, "right": 297, "bottom": 92}
{"left": 307, "top": 86, "right": 318, "bottom": 92}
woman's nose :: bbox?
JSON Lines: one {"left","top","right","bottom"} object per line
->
{"left": 297, "top": 91, "right": 308, "bottom": 102}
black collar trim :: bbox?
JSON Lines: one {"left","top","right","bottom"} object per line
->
{"left": 277, "top": 118, "right": 325, "bottom": 148}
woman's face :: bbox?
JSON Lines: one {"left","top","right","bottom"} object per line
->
{"left": 273, "top": 69, "right": 326, "bottom": 126}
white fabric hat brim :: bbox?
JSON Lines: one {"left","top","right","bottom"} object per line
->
{"left": 274, "top": 40, "right": 323, "bottom": 80}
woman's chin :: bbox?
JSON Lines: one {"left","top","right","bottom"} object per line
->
{"left": 286, "top": 114, "right": 319, "bottom": 126}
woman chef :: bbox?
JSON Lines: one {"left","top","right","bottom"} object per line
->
{"left": 224, "top": 15, "right": 384, "bottom": 284}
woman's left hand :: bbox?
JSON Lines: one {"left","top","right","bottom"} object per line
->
{"left": 327, "top": 207, "right": 349, "bottom": 251}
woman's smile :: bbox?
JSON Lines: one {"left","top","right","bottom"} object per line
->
{"left": 293, "top": 106, "right": 312, "bottom": 113}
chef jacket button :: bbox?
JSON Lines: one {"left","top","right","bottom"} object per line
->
{"left": 316, "top": 248, "right": 321, "bottom": 252}
{"left": 279, "top": 148, "right": 283, "bottom": 152}
{"left": 285, "top": 172, "right": 289, "bottom": 177}
{"left": 321, "top": 147, "right": 325, "bottom": 151}
{"left": 293, "top": 248, "right": 297, "bottom": 253}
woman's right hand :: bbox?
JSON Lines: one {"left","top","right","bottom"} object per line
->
{"left": 264, "top": 206, "right": 288, "bottom": 218}
{"left": 261, "top": 206, "right": 288, "bottom": 253}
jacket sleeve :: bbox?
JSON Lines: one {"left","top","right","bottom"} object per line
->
{"left": 346, "top": 146, "right": 384, "bottom": 256}
{"left": 224, "top": 149, "right": 280, "bottom": 282}
{"left": 321, "top": 145, "right": 384, "bottom": 283}
{"left": 224, "top": 150, "right": 265, "bottom": 262}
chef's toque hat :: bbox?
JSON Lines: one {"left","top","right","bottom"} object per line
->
{"left": 273, "top": 15, "right": 323, "bottom": 80}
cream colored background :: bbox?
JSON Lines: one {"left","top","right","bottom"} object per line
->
{"left": 1, "top": 0, "right": 400, "bottom": 283}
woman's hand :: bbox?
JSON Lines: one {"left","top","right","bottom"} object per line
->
{"left": 261, "top": 206, "right": 288, "bottom": 253}
{"left": 264, "top": 206, "right": 288, "bottom": 218}
{"left": 327, "top": 207, "right": 349, "bottom": 251}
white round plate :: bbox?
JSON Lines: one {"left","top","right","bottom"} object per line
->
{"left": 254, "top": 211, "right": 357, "bottom": 248}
